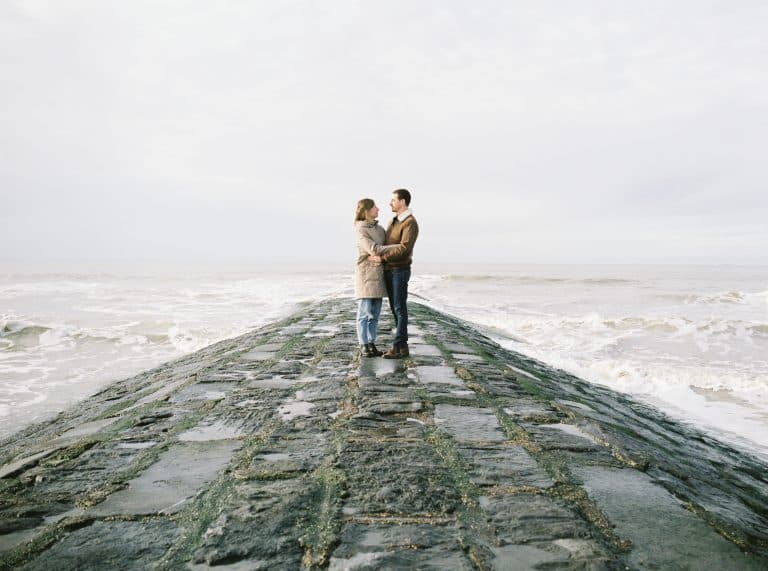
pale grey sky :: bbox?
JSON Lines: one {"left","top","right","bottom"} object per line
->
{"left": 1, "top": 0, "right": 767, "bottom": 266}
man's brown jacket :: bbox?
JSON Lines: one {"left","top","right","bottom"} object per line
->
{"left": 382, "top": 213, "right": 419, "bottom": 269}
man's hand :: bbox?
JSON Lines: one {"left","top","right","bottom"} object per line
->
{"left": 368, "top": 255, "right": 382, "bottom": 264}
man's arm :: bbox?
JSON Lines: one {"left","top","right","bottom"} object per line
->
{"left": 381, "top": 220, "right": 419, "bottom": 263}
{"left": 357, "top": 228, "right": 397, "bottom": 259}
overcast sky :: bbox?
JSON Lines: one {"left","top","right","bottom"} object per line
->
{"left": 1, "top": 0, "right": 767, "bottom": 267}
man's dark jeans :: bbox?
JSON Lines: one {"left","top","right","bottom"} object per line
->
{"left": 384, "top": 267, "right": 411, "bottom": 348}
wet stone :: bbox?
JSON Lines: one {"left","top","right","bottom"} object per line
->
{"left": 135, "top": 411, "right": 174, "bottom": 426}
{"left": 240, "top": 351, "right": 275, "bottom": 362}
{"left": 280, "top": 324, "right": 308, "bottom": 335}
{"left": 247, "top": 375, "right": 303, "bottom": 390}
{"left": 0, "top": 503, "right": 73, "bottom": 554}
{"left": 507, "top": 363, "right": 541, "bottom": 381}
{"left": 178, "top": 421, "right": 244, "bottom": 442}
{"left": 359, "top": 397, "right": 424, "bottom": 415}
{"left": 0, "top": 526, "right": 40, "bottom": 554}
{"left": 574, "top": 466, "right": 767, "bottom": 570}
{"left": 444, "top": 388, "right": 478, "bottom": 401}
{"left": 503, "top": 404, "right": 562, "bottom": 423}
{"left": 19, "top": 519, "right": 181, "bottom": 571}
{"left": 197, "top": 370, "right": 252, "bottom": 383}
{"left": 523, "top": 423, "right": 602, "bottom": 452}
{"left": 170, "top": 382, "right": 236, "bottom": 403}
{"left": 89, "top": 440, "right": 241, "bottom": 516}
{"left": 475, "top": 493, "right": 598, "bottom": 547}
{"left": 265, "top": 360, "right": 306, "bottom": 377}
{"left": 452, "top": 353, "right": 485, "bottom": 363}
{"left": 50, "top": 418, "right": 118, "bottom": 444}
{"left": 191, "top": 479, "right": 308, "bottom": 568}
{"left": 555, "top": 399, "right": 596, "bottom": 413}
{"left": 358, "top": 371, "right": 413, "bottom": 391}
{"left": 118, "top": 412, "right": 195, "bottom": 441}
{"left": 124, "top": 377, "right": 191, "bottom": 411}
{"left": 116, "top": 440, "right": 157, "bottom": 450}
{"left": 0, "top": 449, "right": 59, "bottom": 479}
{"left": 294, "top": 379, "right": 345, "bottom": 404}
{"left": 357, "top": 376, "right": 425, "bottom": 413}
{"left": 346, "top": 414, "right": 428, "bottom": 440}
{"left": 357, "top": 357, "right": 400, "bottom": 378}
{"left": 474, "top": 378, "right": 530, "bottom": 399}
{"left": 276, "top": 398, "right": 316, "bottom": 422}
{"left": 247, "top": 343, "right": 285, "bottom": 353}
{"left": 412, "top": 366, "right": 464, "bottom": 387}
{"left": 457, "top": 445, "right": 554, "bottom": 489}
{"left": 29, "top": 444, "right": 140, "bottom": 495}
{"left": 434, "top": 404, "right": 507, "bottom": 443}
{"left": 329, "top": 524, "right": 471, "bottom": 570}
{"left": 483, "top": 541, "right": 612, "bottom": 570}
{"left": 306, "top": 324, "right": 340, "bottom": 337}
{"left": 443, "top": 342, "right": 475, "bottom": 353}
{"left": 409, "top": 343, "right": 443, "bottom": 357}
{"left": 340, "top": 442, "right": 461, "bottom": 516}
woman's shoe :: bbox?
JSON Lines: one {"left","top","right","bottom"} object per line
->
{"left": 367, "top": 343, "right": 383, "bottom": 357}
{"left": 360, "top": 344, "right": 374, "bottom": 358}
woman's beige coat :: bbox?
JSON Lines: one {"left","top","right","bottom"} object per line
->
{"left": 354, "top": 220, "right": 392, "bottom": 299}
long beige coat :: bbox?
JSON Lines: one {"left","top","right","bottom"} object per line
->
{"left": 354, "top": 220, "right": 393, "bottom": 299}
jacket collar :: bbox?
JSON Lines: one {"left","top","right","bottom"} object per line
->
{"left": 397, "top": 209, "right": 413, "bottom": 222}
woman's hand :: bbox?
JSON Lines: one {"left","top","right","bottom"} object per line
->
{"left": 368, "top": 255, "right": 382, "bottom": 264}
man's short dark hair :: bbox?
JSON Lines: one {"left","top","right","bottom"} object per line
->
{"left": 393, "top": 188, "right": 411, "bottom": 206}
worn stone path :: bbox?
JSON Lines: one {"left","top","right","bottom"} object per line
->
{"left": 1, "top": 299, "right": 767, "bottom": 570}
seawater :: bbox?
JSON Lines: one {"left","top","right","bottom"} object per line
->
{"left": 1, "top": 264, "right": 766, "bottom": 461}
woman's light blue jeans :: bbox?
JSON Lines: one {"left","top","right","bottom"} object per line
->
{"left": 356, "top": 298, "right": 383, "bottom": 345}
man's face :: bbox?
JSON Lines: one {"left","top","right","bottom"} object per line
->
{"left": 390, "top": 194, "right": 405, "bottom": 214}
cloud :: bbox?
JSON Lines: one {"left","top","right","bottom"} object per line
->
{"left": 1, "top": 1, "right": 767, "bottom": 265}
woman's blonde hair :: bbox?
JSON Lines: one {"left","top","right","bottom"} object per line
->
{"left": 354, "top": 198, "right": 375, "bottom": 222}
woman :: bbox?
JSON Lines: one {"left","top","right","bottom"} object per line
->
{"left": 354, "top": 198, "right": 395, "bottom": 357}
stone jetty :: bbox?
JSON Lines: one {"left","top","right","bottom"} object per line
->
{"left": 1, "top": 299, "right": 767, "bottom": 570}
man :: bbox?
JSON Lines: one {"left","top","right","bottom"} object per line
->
{"left": 370, "top": 188, "right": 419, "bottom": 359}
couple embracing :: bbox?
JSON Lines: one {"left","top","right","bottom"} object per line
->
{"left": 354, "top": 188, "right": 419, "bottom": 359}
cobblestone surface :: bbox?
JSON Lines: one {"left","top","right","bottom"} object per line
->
{"left": 1, "top": 299, "right": 767, "bottom": 569}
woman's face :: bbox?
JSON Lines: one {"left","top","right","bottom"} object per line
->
{"left": 367, "top": 204, "right": 379, "bottom": 219}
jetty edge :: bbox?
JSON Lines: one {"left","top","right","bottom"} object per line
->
{"left": 0, "top": 298, "right": 766, "bottom": 570}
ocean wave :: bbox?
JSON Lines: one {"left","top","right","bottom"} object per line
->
{"left": 494, "top": 334, "right": 768, "bottom": 396}
{"left": 0, "top": 316, "right": 225, "bottom": 353}
{"left": 441, "top": 275, "right": 637, "bottom": 285}
{"left": 684, "top": 291, "right": 747, "bottom": 305}
{"left": 1, "top": 322, "right": 52, "bottom": 338}
{"left": 451, "top": 275, "right": 569, "bottom": 284}
{"left": 0, "top": 320, "right": 53, "bottom": 349}
{"left": 748, "top": 324, "right": 768, "bottom": 338}
{"left": 604, "top": 316, "right": 688, "bottom": 333}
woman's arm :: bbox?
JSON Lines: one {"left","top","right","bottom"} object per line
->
{"left": 356, "top": 228, "right": 397, "bottom": 256}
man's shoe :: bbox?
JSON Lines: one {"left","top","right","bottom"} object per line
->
{"left": 382, "top": 346, "right": 400, "bottom": 359}
{"left": 399, "top": 343, "right": 409, "bottom": 358}
{"left": 368, "top": 343, "right": 383, "bottom": 357}
{"left": 360, "top": 344, "right": 374, "bottom": 358}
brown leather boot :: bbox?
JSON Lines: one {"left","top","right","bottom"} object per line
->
{"left": 382, "top": 346, "right": 400, "bottom": 359}
{"left": 399, "top": 343, "right": 409, "bottom": 357}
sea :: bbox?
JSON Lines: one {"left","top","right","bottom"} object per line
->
{"left": 1, "top": 263, "right": 767, "bottom": 461}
